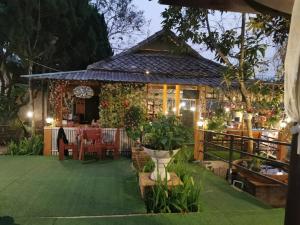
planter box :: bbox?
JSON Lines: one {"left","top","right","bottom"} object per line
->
{"left": 237, "top": 172, "right": 287, "bottom": 207}
{"left": 233, "top": 159, "right": 288, "bottom": 207}
{"left": 131, "top": 147, "right": 151, "bottom": 171}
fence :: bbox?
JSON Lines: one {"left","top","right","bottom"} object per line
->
{"left": 50, "top": 127, "right": 134, "bottom": 157}
{"left": 201, "top": 130, "right": 290, "bottom": 187}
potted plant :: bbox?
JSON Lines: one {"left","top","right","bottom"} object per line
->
{"left": 142, "top": 115, "right": 189, "bottom": 181}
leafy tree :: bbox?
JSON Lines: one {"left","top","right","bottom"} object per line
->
{"left": 162, "top": 8, "right": 289, "bottom": 153}
{"left": 0, "top": 0, "right": 112, "bottom": 133}
{"left": 93, "top": 0, "right": 147, "bottom": 51}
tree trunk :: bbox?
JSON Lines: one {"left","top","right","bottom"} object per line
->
{"left": 239, "top": 13, "right": 254, "bottom": 154}
{"left": 28, "top": 62, "right": 35, "bottom": 136}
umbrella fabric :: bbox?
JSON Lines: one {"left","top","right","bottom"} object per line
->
{"left": 285, "top": 0, "right": 300, "bottom": 154}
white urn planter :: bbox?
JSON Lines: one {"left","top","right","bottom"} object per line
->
{"left": 143, "top": 146, "right": 180, "bottom": 181}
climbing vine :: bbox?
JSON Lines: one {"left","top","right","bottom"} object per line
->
{"left": 99, "top": 83, "right": 146, "bottom": 127}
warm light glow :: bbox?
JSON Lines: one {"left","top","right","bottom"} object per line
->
{"left": 145, "top": 70, "right": 150, "bottom": 75}
{"left": 286, "top": 117, "right": 292, "bottom": 123}
{"left": 46, "top": 117, "right": 54, "bottom": 124}
{"left": 197, "top": 121, "right": 204, "bottom": 127}
{"left": 190, "top": 106, "right": 196, "bottom": 112}
{"left": 180, "top": 102, "right": 186, "bottom": 108}
{"left": 172, "top": 107, "right": 176, "bottom": 112}
{"left": 280, "top": 121, "right": 287, "bottom": 129}
{"left": 164, "top": 111, "right": 168, "bottom": 115}
{"left": 224, "top": 107, "right": 230, "bottom": 113}
{"left": 26, "top": 111, "right": 33, "bottom": 118}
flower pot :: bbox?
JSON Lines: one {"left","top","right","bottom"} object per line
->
{"left": 143, "top": 146, "right": 180, "bottom": 181}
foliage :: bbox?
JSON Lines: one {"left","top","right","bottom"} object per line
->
{"left": 144, "top": 148, "right": 201, "bottom": 213}
{"left": 248, "top": 15, "right": 290, "bottom": 45}
{"left": 207, "top": 116, "right": 226, "bottom": 132}
{"left": 99, "top": 83, "right": 146, "bottom": 128}
{"left": 7, "top": 135, "right": 43, "bottom": 155}
{"left": 0, "top": 0, "right": 112, "bottom": 72}
{"left": 0, "top": 84, "right": 28, "bottom": 124}
{"left": 124, "top": 105, "right": 146, "bottom": 142}
{"left": 142, "top": 115, "right": 190, "bottom": 151}
{"left": 144, "top": 176, "right": 200, "bottom": 213}
{"left": 206, "top": 108, "right": 226, "bottom": 132}
{"left": 142, "top": 159, "right": 155, "bottom": 173}
{"left": 93, "top": 0, "right": 147, "bottom": 51}
{"left": 162, "top": 8, "right": 288, "bottom": 152}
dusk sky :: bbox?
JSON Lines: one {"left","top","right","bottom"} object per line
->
{"left": 131, "top": 1, "right": 277, "bottom": 79}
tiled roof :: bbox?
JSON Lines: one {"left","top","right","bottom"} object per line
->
{"left": 23, "top": 30, "right": 225, "bottom": 87}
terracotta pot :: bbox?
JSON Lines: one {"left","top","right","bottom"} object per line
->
{"left": 143, "top": 146, "right": 180, "bottom": 181}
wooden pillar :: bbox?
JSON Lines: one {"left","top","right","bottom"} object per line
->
{"left": 285, "top": 131, "right": 300, "bottom": 225}
{"left": 162, "top": 84, "right": 168, "bottom": 115}
{"left": 277, "top": 131, "right": 287, "bottom": 161}
{"left": 175, "top": 85, "right": 181, "bottom": 117}
{"left": 43, "top": 127, "right": 52, "bottom": 156}
{"left": 194, "top": 86, "right": 207, "bottom": 161}
{"left": 194, "top": 87, "right": 200, "bottom": 160}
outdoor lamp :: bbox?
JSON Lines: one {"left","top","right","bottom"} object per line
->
{"left": 280, "top": 121, "right": 287, "bottom": 129}
{"left": 46, "top": 117, "right": 54, "bottom": 124}
{"left": 27, "top": 111, "right": 33, "bottom": 118}
{"left": 197, "top": 120, "right": 204, "bottom": 127}
{"left": 180, "top": 102, "right": 186, "bottom": 108}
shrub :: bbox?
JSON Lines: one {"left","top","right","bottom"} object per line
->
{"left": 142, "top": 115, "right": 191, "bottom": 151}
{"left": 124, "top": 105, "right": 146, "bottom": 142}
{"left": 144, "top": 176, "right": 200, "bottom": 213}
{"left": 144, "top": 149, "right": 201, "bottom": 213}
{"left": 143, "top": 159, "right": 155, "bottom": 173}
{"left": 7, "top": 135, "right": 43, "bottom": 155}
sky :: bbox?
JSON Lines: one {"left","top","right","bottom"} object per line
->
{"left": 131, "top": 0, "right": 279, "bottom": 79}
{"left": 133, "top": 0, "right": 166, "bottom": 38}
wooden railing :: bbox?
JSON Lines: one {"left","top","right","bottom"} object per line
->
{"left": 200, "top": 130, "right": 290, "bottom": 186}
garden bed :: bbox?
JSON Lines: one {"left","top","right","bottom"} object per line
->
{"left": 233, "top": 159, "right": 288, "bottom": 207}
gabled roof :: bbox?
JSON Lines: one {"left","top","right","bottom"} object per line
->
{"left": 23, "top": 30, "right": 225, "bottom": 86}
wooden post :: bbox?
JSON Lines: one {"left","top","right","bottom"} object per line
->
{"left": 163, "top": 84, "right": 168, "bottom": 115}
{"left": 285, "top": 131, "right": 300, "bottom": 225}
{"left": 277, "top": 131, "right": 287, "bottom": 161}
{"left": 194, "top": 86, "right": 201, "bottom": 160}
{"left": 43, "top": 127, "right": 52, "bottom": 156}
{"left": 175, "top": 85, "right": 181, "bottom": 117}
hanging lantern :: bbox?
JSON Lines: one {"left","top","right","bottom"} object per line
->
{"left": 73, "top": 86, "right": 94, "bottom": 99}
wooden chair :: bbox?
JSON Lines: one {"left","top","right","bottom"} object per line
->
{"left": 58, "top": 139, "right": 79, "bottom": 160}
{"left": 101, "top": 129, "right": 120, "bottom": 159}
{"left": 79, "top": 129, "right": 103, "bottom": 160}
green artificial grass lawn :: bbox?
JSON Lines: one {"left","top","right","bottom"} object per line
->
{"left": 0, "top": 156, "right": 284, "bottom": 225}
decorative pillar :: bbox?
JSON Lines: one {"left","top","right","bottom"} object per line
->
{"left": 175, "top": 85, "right": 181, "bottom": 117}
{"left": 162, "top": 84, "right": 168, "bottom": 115}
